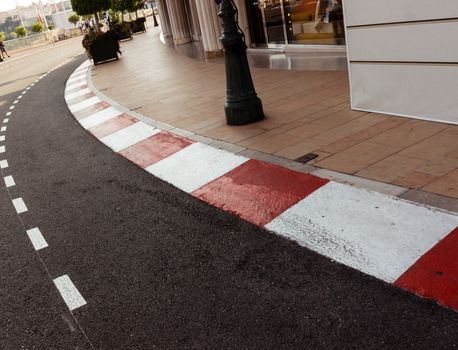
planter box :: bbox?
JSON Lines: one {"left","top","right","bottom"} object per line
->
{"left": 113, "top": 24, "right": 133, "bottom": 41}
{"left": 130, "top": 18, "right": 146, "bottom": 34}
{"left": 90, "top": 35, "right": 118, "bottom": 65}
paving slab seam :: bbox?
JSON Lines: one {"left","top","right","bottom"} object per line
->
{"left": 1, "top": 58, "right": 95, "bottom": 349}
{"left": 68, "top": 60, "right": 458, "bottom": 312}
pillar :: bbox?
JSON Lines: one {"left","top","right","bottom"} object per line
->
{"left": 156, "top": 0, "right": 172, "bottom": 39}
{"left": 195, "top": 0, "right": 223, "bottom": 57}
{"left": 165, "top": 0, "right": 192, "bottom": 45}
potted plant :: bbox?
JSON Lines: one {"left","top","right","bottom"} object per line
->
{"left": 71, "top": 0, "right": 120, "bottom": 65}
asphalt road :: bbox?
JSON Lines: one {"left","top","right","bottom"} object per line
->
{"left": 0, "top": 43, "right": 457, "bottom": 350}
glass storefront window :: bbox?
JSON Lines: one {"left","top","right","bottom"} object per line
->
{"left": 284, "top": 0, "right": 345, "bottom": 45}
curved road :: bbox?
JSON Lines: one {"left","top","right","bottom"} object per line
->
{"left": 0, "top": 42, "right": 457, "bottom": 349}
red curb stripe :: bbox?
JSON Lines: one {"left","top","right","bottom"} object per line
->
{"left": 66, "top": 92, "right": 96, "bottom": 105}
{"left": 66, "top": 84, "right": 88, "bottom": 94}
{"left": 395, "top": 226, "right": 458, "bottom": 311}
{"left": 119, "top": 131, "right": 193, "bottom": 168}
{"left": 193, "top": 159, "right": 329, "bottom": 227}
{"left": 88, "top": 114, "right": 138, "bottom": 139}
{"left": 73, "top": 101, "right": 110, "bottom": 120}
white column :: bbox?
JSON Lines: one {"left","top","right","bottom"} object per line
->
{"left": 166, "top": 0, "right": 192, "bottom": 45}
{"left": 233, "top": 0, "right": 251, "bottom": 46}
{"left": 188, "top": 0, "right": 201, "bottom": 42}
{"left": 195, "top": 0, "right": 222, "bottom": 57}
{"left": 156, "top": 0, "right": 172, "bottom": 38}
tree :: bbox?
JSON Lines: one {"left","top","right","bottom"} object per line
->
{"left": 68, "top": 14, "right": 80, "bottom": 27}
{"left": 111, "top": 0, "right": 138, "bottom": 21}
{"left": 15, "top": 26, "right": 27, "bottom": 37}
{"left": 31, "top": 23, "right": 44, "bottom": 33}
{"left": 71, "top": 0, "right": 112, "bottom": 32}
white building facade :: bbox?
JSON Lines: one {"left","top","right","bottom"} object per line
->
{"left": 156, "top": 0, "right": 458, "bottom": 125}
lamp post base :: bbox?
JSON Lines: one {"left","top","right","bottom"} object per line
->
{"left": 225, "top": 97, "right": 264, "bottom": 125}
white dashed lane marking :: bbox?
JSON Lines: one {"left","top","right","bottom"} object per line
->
{"left": 0, "top": 145, "right": 5, "bottom": 153}
{"left": 0, "top": 160, "right": 8, "bottom": 169}
{"left": 1, "top": 126, "right": 7, "bottom": 132}
{"left": 3, "top": 119, "right": 9, "bottom": 123}
{"left": 26, "top": 228, "right": 48, "bottom": 251}
{"left": 4, "top": 175, "right": 15, "bottom": 188}
{"left": 9, "top": 106, "right": 14, "bottom": 110}
{"left": 12, "top": 197, "right": 28, "bottom": 214}
{"left": 0, "top": 135, "right": 5, "bottom": 142}
{"left": 53, "top": 275, "right": 87, "bottom": 311}
{"left": 6, "top": 112, "right": 12, "bottom": 116}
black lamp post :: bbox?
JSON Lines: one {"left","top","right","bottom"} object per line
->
{"left": 215, "top": 0, "right": 264, "bottom": 125}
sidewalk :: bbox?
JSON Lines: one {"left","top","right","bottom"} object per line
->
{"left": 90, "top": 23, "right": 458, "bottom": 209}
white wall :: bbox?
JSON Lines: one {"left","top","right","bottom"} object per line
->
{"left": 343, "top": 0, "right": 458, "bottom": 125}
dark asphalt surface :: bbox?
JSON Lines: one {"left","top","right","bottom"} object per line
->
{"left": 0, "top": 55, "right": 457, "bottom": 349}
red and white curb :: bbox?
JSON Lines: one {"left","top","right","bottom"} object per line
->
{"left": 66, "top": 60, "right": 458, "bottom": 312}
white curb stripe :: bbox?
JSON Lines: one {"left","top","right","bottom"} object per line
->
{"left": 26, "top": 227, "right": 48, "bottom": 250}
{"left": 12, "top": 197, "right": 28, "bottom": 214}
{"left": 67, "top": 76, "right": 86, "bottom": 85}
{"left": 4, "top": 175, "right": 15, "bottom": 187}
{"left": 65, "top": 88, "right": 91, "bottom": 101}
{"left": 146, "top": 143, "right": 248, "bottom": 193}
{"left": 79, "top": 107, "right": 122, "bottom": 129}
{"left": 69, "top": 96, "right": 101, "bottom": 113}
{"left": 66, "top": 81, "right": 88, "bottom": 91}
{"left": 0, "top": 160, "right": 8, "bottom": 169}
{"left": 53, "top": 275, "right": 87, "bottom": 311}
{"left": 266, "top": 182, "right": 458, "bottom": 283}
{"left": 100, "top": 122, "right": 160, "bottom": 152}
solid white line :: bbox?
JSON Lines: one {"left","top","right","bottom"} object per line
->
{"left": 100, "top": 122, "right": 160, "bottom": 152}
{"left": 26, "top": 227, "right": 48, "bottom": 250}
{"left": 146, "top": 143, "right": 249, "bottom": 193}
{"left": 0, "top": 160, "right": 8, "bottom": 169}
{"left": 0, "top": 145, "right": 5, "bottom": 153}
{"left": 266, "top": 182, "right": 458, "bottom": 283}
{"left": 0, "top": 135, "right": 5, "bottom": 142}
{"left": 4, "top": 175, "right": 15, "bottom": 187}
{"left": 12, "top": 197, "right": 28, "bottom": 214}
{"left": 53, "top": 275, "right": 87, "bottom": 311}
{"left": 69, "top": 96, "right": 101, "bottom": 113}
{"left": 1, "top": 126, "right": 7, "bottom": 132}
{"left": 65, "top": 88, "right": 91, "bottom": 101}
{"left": 3, "top": 119, "right": 9, "bottom": 123}
{"left": 79, "top": 107, "right": 122, "bottom": 129}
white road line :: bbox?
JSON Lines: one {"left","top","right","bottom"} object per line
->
{"left": 12, "top": 197, "right": 28, "bottom": 214}
{"left": 101, "top": 122, "right": 160, "bottom": 152}
{"left": 22, "top": 91, "right": 27, "bottom": 94}
{"left": 13, "top": 100, "right": 18, "bottom": 104}
{"left": 6, "top": 112, "right": 11, "bottom": 116}
{"left": 26, "top": 87, "right": 31, "bottom": 90}
{"left": 9, "top": 106, "right": 14, "bottom": 110}
{"left": 79, "top": 107, "right": 122, "bottom": 129}
{"left": 67, "top": 76, "right": 86, "bottom": 85}
{"left": 18, "top": 95, "right": 23, "bottom": 99}
{"left": 266, "top": 182, "right": 458, "bottom": 283}
{"left": 65, "top": 88, "right": 91, "bottom": 101}
{"left": 4, "top": 175, "right": 15, "bottom": 187}
{"left": 1, "top": 126, "right": 7, "bottom": 132}
{"left": 0, "top": 145, "right": 5, "bottom": 153}
{"left": 68, "top": 96, "right": 101, "bottom": 113}
{"left": 53, "top": 275, "right": 87, "bottom": 311}
{"left": 146, "top": 143, "right": 249, "bottom": 193}
{"left": 26, "top": 227, "right": 48, "bottom": 250}
{"left": 0, "top": 135, "right": 5, "bottom": 142}
{"left": 0, "top": 160, "right": 8, "bottom": 169}
{"left": 3, "top": 119, "right": 9, "bottom": 123}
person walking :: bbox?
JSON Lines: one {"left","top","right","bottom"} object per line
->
{"left": 0, "top": 40, "right": 10, "bottom": 59}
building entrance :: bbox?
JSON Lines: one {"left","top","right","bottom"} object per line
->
{"left": 247, "top": 0, "right": 345, "bottom": 47}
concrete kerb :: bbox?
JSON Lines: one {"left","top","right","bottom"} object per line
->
{"left": 66, "top": 60, "right": 458, "bottom": 312}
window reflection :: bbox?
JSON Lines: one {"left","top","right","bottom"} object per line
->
{"left": 285, "top": 0, "right": 345, "bottom": 45}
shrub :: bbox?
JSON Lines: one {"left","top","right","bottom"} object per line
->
{"left": 15, "top": 26, "right": 27, "bottom": 37}
{"left": 31, "top": 22, "right": 45, "bottom": 33}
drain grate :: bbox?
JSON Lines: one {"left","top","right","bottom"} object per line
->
{"left": 295, "top": 153, "right": 319, "bottom": 164}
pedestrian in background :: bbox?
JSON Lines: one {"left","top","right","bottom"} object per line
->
{"left": 0, "top": 40, "right": 10, "bottom": 59}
